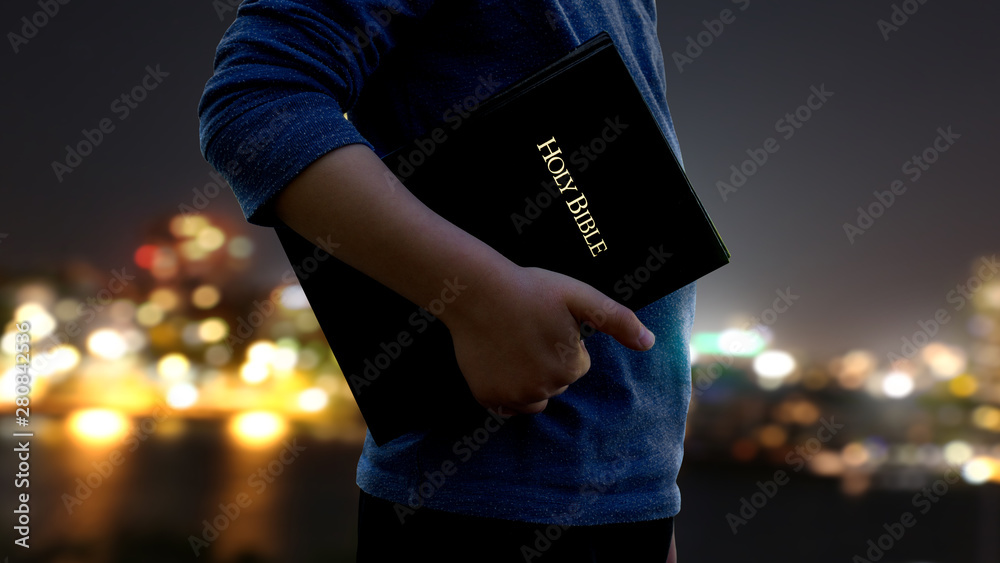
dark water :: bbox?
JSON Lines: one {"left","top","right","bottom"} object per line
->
{"left": 2, "top": 419, "right": 995, "bottom": 563}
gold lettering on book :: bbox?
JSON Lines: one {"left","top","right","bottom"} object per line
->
{"left": 536, "top": 137, "right": 607, "bottom": 257}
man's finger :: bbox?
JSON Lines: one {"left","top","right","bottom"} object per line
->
{"left": 567, "top": 288, "right": 655, "bottom": 351}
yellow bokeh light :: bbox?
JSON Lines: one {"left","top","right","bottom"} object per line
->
{"left": 272, "top": 348, "right": 298, "bottom": 372}
{"left": 149, "top": 288, "right": 180, "bottom": 311}
{"left": 136, "top": 302, "right": 165, "bottom": 327}
{"left": 197, "top": 318, "right": 229, "bottom": 343}
{"left": 791, "top": 401, "right": 820, "bottom": 425}
{"left": 921, "top": 342, "right": 967, "bottom": 380}
{"left": 170, "top": 214, "right": 208, "bottom": 238}
{"left": 962, "top": 457, "right": 996, "bottom": 485}
{"left": 943, "top": 440, "right": 974, "bottom": 465}
{"left": 196, "top": 226, "right": 226, "bottom": 251}
{"left": 35, "top": 345, "right": 81, "bottom": 376}
{"left": 298, "top": 388, "right": 329, "bottom": 412}
{"left": 841, "top": 443, "right": 870, "bottom": 467}
{"left": 180, "top": 240, "right": 210, "bottom": 261}
{"left": 809, "top": 451, "right": 845, "bottom": 477}
{"left": 972, "top": 406, "right": 1000, "bottom": 432}
{"left": 247, "top": 341, "right": 276, "bottom": 364}
{"left": 53, "top": 298, "right": 81, "bottom": 322}
{"left": 191, "top": 285, "right": 221, "bottom": 309}
{"left": 228, "top": 236, "right": 254, "bottom": 258}
{"left": 157, "top": 353, "right": 190, "bottom": 381}
{"left": 87, "top": 329, "right": 128, "bottom": 360}
{"left": 240, "top": 362, "right": 269, "bottom": 385}
{"left": 66, "top": 409, "right": 130, "bottom": 446}
{"left": 13, "top": 303, "right": 57, "bottom": 339}
{"left": 948, "top": 374, "right": 978, "bottom": 398}
{"left": 758, "top": 424, "right": 787, "bottom": 448}
{"left": 166, "top": 383, "right": 199, "bottom": 409}
{"left": 229, "top": 411, "right": 286, "bottom": 448}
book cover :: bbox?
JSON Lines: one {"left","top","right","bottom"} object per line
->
{"left": 274, "top": 31, "right": 730, "bottom": 445}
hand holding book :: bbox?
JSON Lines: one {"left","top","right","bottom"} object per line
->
{"left": 444, "top": 264, "right": 655, "bottom": 415}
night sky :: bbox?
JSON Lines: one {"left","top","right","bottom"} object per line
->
{"left": 1, "top": 0, "right": 998, "bottom": 361}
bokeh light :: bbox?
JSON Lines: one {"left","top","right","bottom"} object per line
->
{"left": 87, "top": 329, "right": 128, "bottom": 360}
{"left": 882, "top": 371, "right": 915, "bottom": 399}
{"left": 753, "top": 351, "right": 796, "bottom": 379}
{"left": 66, "top": 409, "right": 130, "bottom": 446}
{"left": 191, "top": 285, "right": 221, "bottom": 309}
{"left": 157, "top": 353, "right": 191, "bottom": 381}
{"left": 297, "top": 388, "right": 328, "bottom": 412}
{"left": 229, "top": 411, "right": 287, "bottom": 448}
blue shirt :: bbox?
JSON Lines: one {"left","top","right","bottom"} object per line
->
{"left": 199, "top": 0, "right": 695, "bottom": 525}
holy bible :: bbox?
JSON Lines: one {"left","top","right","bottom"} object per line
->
{"left": 274, "top": 31, "right": 730, "bottom": 445}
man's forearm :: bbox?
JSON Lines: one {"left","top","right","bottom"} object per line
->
{"left": 274, "top": 142, "right": 511, "bottom": 324}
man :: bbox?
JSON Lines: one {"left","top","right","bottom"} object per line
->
{"left": 199, "top": 1, "right": 691, "bottom": 560}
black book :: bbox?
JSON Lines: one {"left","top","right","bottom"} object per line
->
{"left": 274, "top": 31, "right": 730, "bottom": 445}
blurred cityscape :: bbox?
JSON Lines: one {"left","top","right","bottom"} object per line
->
{"left": 1, "top": 212, "right": 999, "bottom": 562}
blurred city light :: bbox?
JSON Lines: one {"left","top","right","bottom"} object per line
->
{"left": 230, "top": 411, "right": 287, "bottom": 448}
{"left": 943, "top": 440, "right": 975, "bottom": 465}
{"left": 298, "top": 388, "right": 328, "bottom": 412}
{"left": 753, "top": 350, "right": 796, "bottom": 379}
{"left": 240, "top": 362, "right": 269, "bottom": 385}
{"left": 157, "top": 353, "right": 191, "bottom": 381}
{"left": 921, "top": 342, "right": 967, "bottom": 379}
{"left": 962, "top": 457, "right": 995, "bottom": 485}
{"left": 882, "top": 371, "right": 915, "bottom": 399}
{"left": 87, "top": 329, "right": 128, "bottom": 360}
{"left": 691, "top": 330, "right": 765, "bottom": 357}
{"left": 66, "top": 409, "right": 130, "bottom": 446}
{"left": 166, "top": 383, "right": 199, "bottom": 409}
{"left": 191, "top": 284, "right": 221, "bottom": 309}
{"left": 13, "top": 303, "right": 57, "bottom": 339}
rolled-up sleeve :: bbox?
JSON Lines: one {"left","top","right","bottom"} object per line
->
{"left": 198, "top": 0, "right": 435, "bottom": 226}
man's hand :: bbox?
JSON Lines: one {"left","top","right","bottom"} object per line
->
{"left": 443, "top": 264, "right": 655, "bottom": 414}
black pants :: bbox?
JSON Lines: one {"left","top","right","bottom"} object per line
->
{"left": 357, "top": 490, "right": 673, "bottom": 562}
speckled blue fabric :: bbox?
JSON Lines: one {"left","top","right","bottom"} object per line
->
{"left": 199, "top": 0, "right": 695, "bottom": 525}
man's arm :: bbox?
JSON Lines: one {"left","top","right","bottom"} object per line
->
{"left": 274, "top": 143, "right": 656, "bottom": 414}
